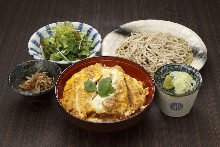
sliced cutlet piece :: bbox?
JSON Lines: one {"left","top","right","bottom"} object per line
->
{"left": 100, "top": 65, "right": 131, "bottom": 118}
{"left": 113, "top": 65, "right": 133, "bottom": 107}
{"left": 124, "top": 74, "right": 149, "bottom": 112}
{"left": 61, "top": 63, "right": 103, "bottom": 119}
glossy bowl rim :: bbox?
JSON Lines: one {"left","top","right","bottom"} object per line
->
{"left": 154, "top": 63, "right": 203, "bottom": 97}
{"left": 8, "top": 59, "right": 62, "bottom": 96}
{"left": 28, "top": 21, "right": 102, "bottom": 65}
{"left": 55, "top": 56, "right": 155, "bottom": 124}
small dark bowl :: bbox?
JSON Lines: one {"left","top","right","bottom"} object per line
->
{"left": 55, "top": 56, "right": 155, "bottom": 132}
{"left": 8, "top": 60, "right": 62, "bottom": 96}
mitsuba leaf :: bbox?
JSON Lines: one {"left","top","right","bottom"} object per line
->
{"left": 98, "top": 77, "right": 116, "bottom": 98}
{"left": 84, "top": 80, "right": 97, "bottom": 92}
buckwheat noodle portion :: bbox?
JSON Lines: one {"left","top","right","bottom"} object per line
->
{"left": 115, "top": 32, "right": 193, "bottom": 75}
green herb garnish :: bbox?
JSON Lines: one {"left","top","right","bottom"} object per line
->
{"left": 40, "top": 22, "right": 94, "bottom": 61}
{"left": 84, "top": 80, "right": 97, "bottom": 92}
{"left": 97, "top": 77, "right": 116, "bottom": 98}
{"left": 84, "top": 77, "right": 116, "bottom": 98}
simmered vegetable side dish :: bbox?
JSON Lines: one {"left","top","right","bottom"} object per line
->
{"left": 19, "top": 67, "right": 54, "bottom": 93}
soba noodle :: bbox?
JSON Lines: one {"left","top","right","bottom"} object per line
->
{"left": 115, "top": 32, "right": 193, "bottom": 75}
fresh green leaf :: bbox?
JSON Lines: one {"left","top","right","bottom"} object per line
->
{"left": 84, "top": 80, "right": 97, "bottom": 92}
{"left": 65, "top": 53, "right": 78, "bottom": 61}
{"left": 60, "top": 50, "right": 69, "bottom": 55}
{"left": 50, "top": 53, "right": 61, "bottom": 61}
{"left": 78, "top": 49, "right": 91, "bottom": 56}
{"left": 98, "top": 77, "right": 116, "bottom": 98}
{"left": 59, "top": 35, "right": 69, "bottom": 48}
{"left": 43, "top": 36, "right": 55, "bottom": 44}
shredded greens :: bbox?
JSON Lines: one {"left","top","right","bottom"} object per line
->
{"left": 84, "top": 77, "right": 116, "bottom": 98}
{"left": 163, "top": 71, "right": 196, "bottom": 94}
{"left": 40, "top": 22, "right": 94, "bottom": 61}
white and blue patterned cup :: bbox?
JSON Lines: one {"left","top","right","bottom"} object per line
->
{"left": 154, "top": 63, "right": 202, "bottom": 117}
{"left": 28, "top": 22, "right": 102, "bottom": 65}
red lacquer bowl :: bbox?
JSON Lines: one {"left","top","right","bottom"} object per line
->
{"left": 55, "top": 56, "right": 155, "bottom": 132}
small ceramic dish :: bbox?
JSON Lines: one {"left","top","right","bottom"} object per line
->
{"left": 55, "top": 56, "right": 155, "bottom": 132}
{"left": 102, "top": 19, "right": 207, "bottom": 71}
{"left": 154, "top": 63, "right": 202, "bottom": 117}
{"left": 8, "top": 60, "right": 62, "bottom": 96}
{"left": 28, "top": 21, "right": 102, "bottom": 65}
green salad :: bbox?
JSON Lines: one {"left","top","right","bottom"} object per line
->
{"left": 40, "top": 22, "right": 94, "bottom": 61}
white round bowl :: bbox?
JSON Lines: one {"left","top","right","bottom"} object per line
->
{"left": 28, "top": 22, "right": 102, "bottom": 65}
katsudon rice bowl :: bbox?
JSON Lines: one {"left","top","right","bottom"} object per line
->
{"left": 55, "top": 56, "right": 155, "bottom": 132}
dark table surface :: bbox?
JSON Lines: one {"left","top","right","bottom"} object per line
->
{"left": 1, "top": 0, "right": 220, "bottom": 146}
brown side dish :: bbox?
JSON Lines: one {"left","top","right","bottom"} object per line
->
{"left": 19, "top": 67, "right": 54, "bottom": 93}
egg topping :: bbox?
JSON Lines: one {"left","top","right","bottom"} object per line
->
{"left": 60, "top": 63, "right": 149, "bottom": 122}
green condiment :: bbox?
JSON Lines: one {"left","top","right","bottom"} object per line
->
{"left": 163, "top": 75, "right": 174, "bottom": 90}
{"left": 163, "top": 71, "right": 196, "bottom": 94}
